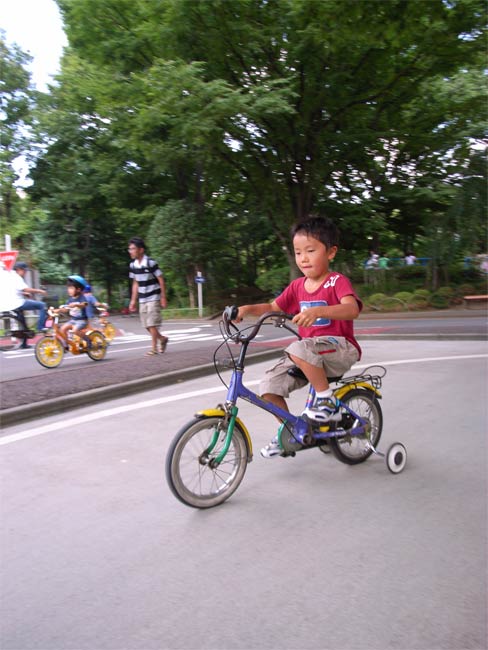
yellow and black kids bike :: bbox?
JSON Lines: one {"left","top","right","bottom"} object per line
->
{"left": 35, "top": 306, "right": 107, "bottom": 368}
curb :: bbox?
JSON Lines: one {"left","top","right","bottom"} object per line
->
{"left": 0, "top": 348, "right": 282, "bottom": 428}
{"left": 2, "top": 330, "right": 487, "bottom": 428}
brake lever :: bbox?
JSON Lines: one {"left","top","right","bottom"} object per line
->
{"left": 222, "top": 305, "right": 240, "bottom": 339}
{"left": 272, "top": 314, "right": 301, "bottom": 340}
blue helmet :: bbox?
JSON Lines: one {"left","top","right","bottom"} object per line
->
{"left": 84, "top": 284, "right": 92, "bottom": 292}
{"left": 67, "top": 274, "right": 88, "bottom": 290}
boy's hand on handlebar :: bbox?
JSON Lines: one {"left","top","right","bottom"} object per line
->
{"left": 233, "top": 306, "right": 253, "bottom": 323}
{"left": 223, "top": 305, "right": 240, "bottom": 322}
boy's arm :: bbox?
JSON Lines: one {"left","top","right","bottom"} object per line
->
{"left": 22, "top": 287, "right": 47, "bottom": 297}
{"left": 157, "top": 275, "right": 167, "bottom": 309}
{"left": 235, "top": 301, "right": 281, "bottom": 322}
{"left": 292, "top": 295, "right": 359, "bottom": 327}
{"left": 129, "top": 280, "right": 138, "bottom": 312}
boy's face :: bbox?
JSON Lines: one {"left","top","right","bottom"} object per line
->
{"left": 128, "top": 244, "right": 143, "bottom": 260}
{"left": 293, "top": 233, "right": 337, "bottom": 280}
{"left": 67, "top": 285, "right": 79, "bottom": 297}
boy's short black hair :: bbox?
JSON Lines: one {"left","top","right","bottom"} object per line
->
{"left": 291, "top": 216, "right": 339, "bottom": 249}
{"left": 129, "top": 237, "right": 145, "bottom": 250}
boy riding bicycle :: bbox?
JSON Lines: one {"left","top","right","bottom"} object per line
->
{"left": 235, "top": 216, "right": 362, "bottom": 458}
{"left": 59, "top": 275, "right": 90, "bottom": 340}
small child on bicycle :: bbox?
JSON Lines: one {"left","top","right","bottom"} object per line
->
{"left": 235, "top": 216, "right": 363, "bottom": 458}
{"left": 83, "top": 284, "right": 105, "bottom": 321}
{"left": 59, "top": 275, "right": 90, "bottom": 339}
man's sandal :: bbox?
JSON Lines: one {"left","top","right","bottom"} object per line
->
{"left": 144, "top": 349, "right": 158, "bottom": 356}
{"left": 159, "top": 337, "right": 169, "bottom": 353}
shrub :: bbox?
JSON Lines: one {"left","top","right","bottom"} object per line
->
{"left": 456, "top": 284, "right": 476, "bottom": 297}
{"left": 436, "top": 286, "right": 455, "bottom": 299}
{"left": 430, "top": 292, "right": 449, "bottom": 309}
{"left": 408, "top": 297, "right": 430, "bottom": 311}
{"left": 394, "top": 291, "right": 414, "bottom": 304}
{"left": 367, "top": 293, "right": 387, "bottom": 310}
{"left": 380, "top": 297, "right": 406, "bottom": 312}
{"left": 255, "top": 266, "right": 290, "bottom": 294}
{"left": 414, "top": 289, "right": 431, "bottom": 299}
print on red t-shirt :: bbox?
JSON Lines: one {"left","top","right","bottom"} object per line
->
{"left": 275, "top": 273, "right": 362, "bottom": 358}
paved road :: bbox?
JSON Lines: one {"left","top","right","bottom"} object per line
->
{"left": 1, "top": 309, "right": 486, "bottom": 425}
{"left": 1, "top": 340, "right": 486, "bottom": 650}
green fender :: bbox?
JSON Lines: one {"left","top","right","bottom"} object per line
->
{"left": 195, "top": 408, "right": 253, "bottom": 461}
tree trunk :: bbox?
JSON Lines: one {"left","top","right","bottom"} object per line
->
{"left": 186, "top": 272, "right": 195, "bottom": 308}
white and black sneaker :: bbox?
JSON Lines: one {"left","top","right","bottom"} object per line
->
{"left": 303, "top": 396, "right": 341, "bottom": 423}
{"left": 260, "top": 436, "right": 283, "bottom": 458}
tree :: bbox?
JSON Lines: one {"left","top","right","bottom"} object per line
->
{"left": 0, "top": 33, "right": 36, "bottom": 241}
{"left": 29, "top": 0, "right": 487, "bottom": 294}
{"left": 28, "top": 54, "right": 129, "bottom": 296}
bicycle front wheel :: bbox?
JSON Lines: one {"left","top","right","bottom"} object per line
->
{"left": 166, "top": 416, "right": 249, "bottom": 508}
{"left": 0, "top": 314, "right": 24, "bottom": 351}
{"left": 329, "top": 388, "right": 383, "bottom": 465}
{"left": 87, "top": 331, "right": 107, "bottom": 360}
{"left": 35, "top": 336, "right": 64, "bottom": 368}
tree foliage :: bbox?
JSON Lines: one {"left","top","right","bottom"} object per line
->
{"left": 5, "top": 0, "right": 487, "bottom": 296}
{"left": 0, "top": 32, "right": 36, "bottom": 236}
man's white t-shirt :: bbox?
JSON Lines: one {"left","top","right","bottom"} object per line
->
{"left": 0, "top": 271, "right": 24, "bottom": 310}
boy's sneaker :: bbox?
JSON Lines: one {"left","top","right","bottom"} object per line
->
{"left": 303, "top": 395, "right": 341, "bottom": 423}
{"left": 260, "top": 436, "right": 282, "bottom": 459}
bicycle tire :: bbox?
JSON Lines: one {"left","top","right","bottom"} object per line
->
{"left": 328, "top": 388, "right": 383, "bottom": 465}
{"left": 0, "top": 314, "right": 25, "bottom": 351}
{"left": 86, "top": 331, "right": 107, "bottom": 360}
{"left": 103, "top": 322, "right": 116, "bottom": 341}
{"left": 35, "top": 336, "right": 64, "bottom": 368}
{"left": 166, "top": 415, "right": 248, "bottom": 508}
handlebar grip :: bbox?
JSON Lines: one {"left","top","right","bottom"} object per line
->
{"left": 224, "top": 305, "right": 239, "bottom": 321}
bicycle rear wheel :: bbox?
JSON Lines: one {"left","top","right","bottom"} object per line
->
{"left": 328, "top": 388, "right": 383, "bottom": 465}
{"left": 35, "top": 336, "right": 64, "bottom": 368}
{"left": 103, "top": 322, "right": 116, "bottom": 341}
{"left": 0, "top": 314, "right": 24, "bottom": 351}
{"left": 87, "top": 331, "right": 107, "bottom": 360}
{"left": 166, "top": 415, "right": 248, "bottom": 508}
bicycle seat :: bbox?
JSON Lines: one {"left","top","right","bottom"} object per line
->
{"left": 287, "top": 365, "right": 342, "bottom": 384}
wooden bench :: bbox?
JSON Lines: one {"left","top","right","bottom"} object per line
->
{"left": 463, "top": 294, "right": 488, "bottom": 309}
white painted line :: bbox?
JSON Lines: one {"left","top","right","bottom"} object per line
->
{"left": 0, "top": 382, "right": 259, "bottom": 446}
{"left": 0, "top": 354, "right": 486, "bottom": 446}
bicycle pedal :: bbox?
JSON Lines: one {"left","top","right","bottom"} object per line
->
{"left": 280, "top": 451, "right": 296, "bottom": 458}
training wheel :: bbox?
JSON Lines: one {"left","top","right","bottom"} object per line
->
{"left": 386, "top": 442, "right": 407, "bottom": 474}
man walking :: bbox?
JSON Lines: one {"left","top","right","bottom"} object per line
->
{"left": 128, "top": 237, "right": 169, "bottom": 356}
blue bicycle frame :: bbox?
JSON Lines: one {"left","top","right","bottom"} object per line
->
{"left": 209, "top": 355, "right": 371, "bottom": 465}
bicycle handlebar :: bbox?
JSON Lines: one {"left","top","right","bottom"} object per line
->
{"left": 222, "top": 305, "right": 298, "bottom": 343}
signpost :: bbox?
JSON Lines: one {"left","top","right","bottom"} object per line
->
{"left": 195, "top": 271, "right": 206, "bottom": 318}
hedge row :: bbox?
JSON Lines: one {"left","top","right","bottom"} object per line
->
{"left": 364, "top": 284, "right": 481, "bottom": 311}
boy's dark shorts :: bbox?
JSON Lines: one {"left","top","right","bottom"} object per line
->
{"left": 259, "top": 336, "right": 360, "bottom": 398}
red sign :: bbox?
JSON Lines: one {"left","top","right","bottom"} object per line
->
{"left": 0, "top": 250, "right": 19, "bottom": 271}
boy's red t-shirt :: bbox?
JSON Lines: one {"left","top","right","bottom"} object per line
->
{"left": 275, "top": 272, "right": 362, "bottom": 358}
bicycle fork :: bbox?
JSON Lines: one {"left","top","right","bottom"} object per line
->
{"left": 205, "top": 405, "right": 239, "bottom": 468}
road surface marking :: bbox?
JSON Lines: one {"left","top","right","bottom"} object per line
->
{"left": 1, "top": 354, "right": 486, "bottom": 446}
